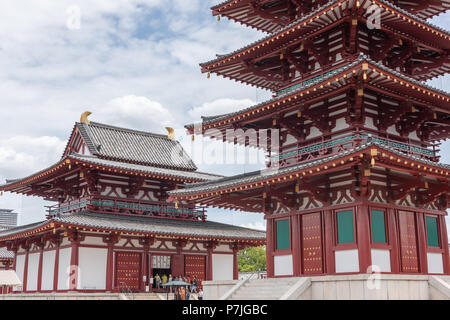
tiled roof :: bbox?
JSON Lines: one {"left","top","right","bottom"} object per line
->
{"left": 76, "top": 121, "right": 198, "bottom": 171}
{"left": 188, "top": 54, "right": 450, "bottom": 129}
{"left": 0, "top": 247, "right": 13, "bottom": 259}
{"left": 69, "top": 154, "right": 223, "bottom": 182}
{"left": 169, "top": 141, "right": 450, "bottom": 196}
{"left": 0, "top": 211, "right": 266, "bottom": 241}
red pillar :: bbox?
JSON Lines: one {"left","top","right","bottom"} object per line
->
{"left": 439, "top": 215, "right": 449, "bottom": 274}
{"left": 232, "top": 247, "right": 239, "bottom": 280}
{"left": 323, "top": 209, "right": 335, "bottom": 274}
{"left": 206, "top": 249, "right": 213, "bottom": 281}
{"left": 53, "top": 241, "right": 60, "bottom": 292}
{"left": 105, "top": 243, "right": 114, "bottom": 292}
{"left": 22, "top": 245, "right": 30, "bottom": 293}
{"left": 291, "top": 215, "right": 301, "bottom": 276}
{"left": 356, "top": 204, "right": 371, "bottom": 273}
{"left": 37, "top": 242, "right": 45, "bottom": 292}
{"left": 416, "top": 212, "right": 428, "bottom": 274}
{"left": 388, "top": 208, "right": 400, "bottom": 273}
{"left": 265, "top": 216, "right": 274, "bottom": 278}
{"left": 69, "top": 237, "right": 80, "bottom": 291}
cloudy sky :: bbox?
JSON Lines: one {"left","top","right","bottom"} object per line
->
{"left": 0, "top": 1, "right": 448, "bottom": 234}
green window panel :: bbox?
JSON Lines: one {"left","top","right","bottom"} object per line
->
{"left": 426, "top": 216, "right": 440, "bottom": 247}
{"left": 337, "top": 210, "right": 354, "bottom": 244}
{"left": 371, "top": 210, "right": 387, "bottom": 243}
{"left": 276, "top": 219, "right": 290, "bottom": 250}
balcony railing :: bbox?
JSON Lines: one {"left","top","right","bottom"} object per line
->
{"left": 270, "top": 129, "right": 439, "bottom": 168}
{"left": 46, "top": 196, "right": 206, "bottom": 221}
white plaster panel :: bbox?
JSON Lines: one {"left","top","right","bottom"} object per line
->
{"left": 427, "top": 253, "right": 444, "bottom": 274}
{"left": 14, "top": 254, "right": 25, "bottom": 291}
{"left": 212, "top": 254, "right": 233, "bottom": 281}
{"left": 78, "top": 247, "right": 107, "bottom": 290}
{"left": 57, "top": 248, "right": 72, "bottom": 290}
{"left": 274, "top": 254, "right": 293, "bottom": 276}
{"left": 333, "top": 117, "right": 349, "bottom": 132}
{"left": 61, "top": 237, "right": 71, "bottom": 247}
{"left": 82, "top": 236, "right": 106, "bottom": 246}
{"left": 26, "top": 253, "right": 40, "bottom": 291}
{"left": 41, "top": 250, "right": 56, "bottom": 291}
{"left": 215, "top": 245, "right": 232, "bottom": 253}
{"left": 371, "top": 249, "right": 391, "bottom": 272}
{"left": 335, "top": 250, "right": 360, "bottom": 273}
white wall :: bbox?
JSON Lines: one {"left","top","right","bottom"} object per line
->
{"left": 78, "top": 247, "right": 108, "bottom": 290}
{"left": 335, "top": 250, "right": 360, "bottom": 273}
{"left": 427, "top": 253, "right": 444, "bottom": 274}
{"left": 26, "top": 253, "right": 40, "bottom": 291}
{"left": 212, "top": 254, "right": 233, "bottom": 281}
{"left": 57, "top": 248, "right": 72, "bottom": 290}
{"left": 274, "top": 255, "right": 293, "bottom": 276}
{"left": 14, "top": 254, "right": 25, "bottom": 291}
{"left": 41, "top": 250, "right": 56, "bottom": 291}
{"left": 371, "top": 249, "right": 391, "bottom": 273}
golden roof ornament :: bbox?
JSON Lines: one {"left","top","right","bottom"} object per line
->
{"left": 165, "top": 127, "right": 175, "bottom": 140}
{"left": 80, "top": 111, "right": 92, "bottom": 124}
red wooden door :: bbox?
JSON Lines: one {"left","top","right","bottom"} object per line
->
{"left": 171, "top": 254, "right": 185, "bottom": 278}
{"left": 301, "top": 212, "right": 323, "bottom": 274}
{"left": 115, "top": 252, "right": 142, "bottom": 291}
{"left": 398, "top": 211, "right": 419, "bottom": 273}
{"left": 185, "top": 255, "right": 206, "bottom": 285}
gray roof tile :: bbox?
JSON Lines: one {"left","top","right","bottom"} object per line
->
{"left": 0, "top": 211, "right": 266, "bottom": 241}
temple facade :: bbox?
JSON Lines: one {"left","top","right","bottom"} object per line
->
{"left": 169, "top": 0, "right": 450, "bottom": 277}
{"left": 0, "top": 118, "right": 265, "bottom": 293}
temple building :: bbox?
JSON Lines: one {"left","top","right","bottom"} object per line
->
{"left": 0, "top": 117, "right": 265, "bottom": 293}
{"left": 169, "top": 0, "right": 450, "bottom": 277}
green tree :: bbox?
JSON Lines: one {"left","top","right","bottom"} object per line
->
{"left": 238, "top": 246, "right": 266, "bottom": 272}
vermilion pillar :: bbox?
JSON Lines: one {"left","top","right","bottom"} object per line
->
{"left": 388, "top": 208, "right": 400, "bottom": 273}
{"left": 416, "top": 213, "right": 428, "bottom": 274}
{"left": 53, "top": 240, "right": 61, "bottom": 292}
{"left": 104, "top": 235, "right": 118, "bottom": 292}
{"left": 265, "top": 216, "right": 274, "bottom": 278}
{"left": 439, "top": 215, "right": 449, "bottom": 274}
{"left": 69, "top": 232, "right": 81, "bottom": 291}
{"left": 232, "top": 246, "right": 239, "bottom": 280}
{"left": 37, "top": 241, "right": 45, "bottom": 292}
{"left": 323, "top": 210, "right": 335, "bottom": 274}
{"left": 22, "top": 244, "right": 30, "bottom": 293}
{"left": 291, "top": 215, "right": 301, "bottom": 276}
{"left": 357, "top": 205, "right": 371, "bottom": 273}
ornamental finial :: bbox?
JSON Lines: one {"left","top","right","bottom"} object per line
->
{"left": 165, "top": 127, "right": 175, "bottom": 140}
{"left": 80, "top": 111, "right": 92, "bottom": 124}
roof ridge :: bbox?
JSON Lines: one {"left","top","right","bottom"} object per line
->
{"left": 85, "top": 121, "right": 171, "bottom": 140}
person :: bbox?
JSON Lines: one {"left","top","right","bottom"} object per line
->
{"left": 198, "top": 288, "right": 203, "bottom": 300}
{"left": 179, "top": 286, "right": 186, "bottom": 300}
{"left": 162, "top": 273, "right": 168, "bottom": 284}
{"left": 155, "top": 273, "right": 161, "bottom": 289}
{"left": 168, "top": 274, "right": 173, "bottom": 293}
{"left": 192, "top": 276, "right": 198, "bottom": 293}
{"left": 186, "top": 286, "right": 190, "bottom": 300}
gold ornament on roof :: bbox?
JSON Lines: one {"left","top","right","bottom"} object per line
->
{"left": 80, "top": 111, "right": 92, "bottom": 124}
{"left": 165, "top": 127, "right": 175, "bottom": 140}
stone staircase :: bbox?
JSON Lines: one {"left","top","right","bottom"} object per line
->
{"left": 227, "top": 277, "right": 300, "bottom": 300}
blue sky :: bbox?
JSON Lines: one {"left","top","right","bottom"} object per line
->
{"left": 0, "top": 1, "right": 448, "bottom": 233}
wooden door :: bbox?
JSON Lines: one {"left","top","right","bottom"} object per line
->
{"left": 301, "top": 212, "right": 323, "bottom": 274}
{"left": 398, "top": 211, "right": 419, "bottom": 273}
{"left": 115, "top": 252, "right": 141, "bottom": 291}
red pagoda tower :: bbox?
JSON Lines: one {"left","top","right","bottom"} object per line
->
{"left": 0, "top": 115, "right": 265, "bottom": 293}
{"left": 169, "top": 0, "right": 450, "bottom": 277}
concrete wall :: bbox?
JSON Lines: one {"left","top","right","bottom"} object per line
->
{"left": 203, "top": 280, "right": 239, "bottom": 300}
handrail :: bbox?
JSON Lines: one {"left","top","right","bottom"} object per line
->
{"left": 219, "top": 270, "right": 259, "bottom": 301}
{"left": 119, "top": 282, "right": 135, "bottom": 301}
{"left": 271, "top": 128, "right": 438, "bottom": 168}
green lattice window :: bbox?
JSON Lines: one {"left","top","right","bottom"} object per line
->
{"left": 276, "top": 219, "right": 290, "bottom": 250}
{"left": 371, "top": 210, "right": 387, "bottom": 243}
{"left": 426, "top": 216, "right": 440, "bottom": 248}
{"left": 337, "top": 210, "right": 354, "bottom": 244}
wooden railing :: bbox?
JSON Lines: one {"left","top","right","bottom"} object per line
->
{"left": 270, "top": 129, "right": 439, "bottom": 168}
{"left": 46, "top": 196, "right": 206, "bottom": 221}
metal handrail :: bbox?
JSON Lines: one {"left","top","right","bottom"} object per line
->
{"left": 119, "top": 282, "right": 135, "bottom": 300}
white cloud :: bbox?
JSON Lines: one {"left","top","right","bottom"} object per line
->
{"left": 240, "top": 221, "right": 266, "bottom": 232}
{"left": 188, "top": 98, "right": 255, "bottom": 120}
{"left": 95, "top": 95, "right": 175, "bottom": 133}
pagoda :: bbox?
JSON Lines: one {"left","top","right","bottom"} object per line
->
{"left": 0, "top": 115, "right": 265, "bottom": 293}
{"left": 169, "top": 0, "right": 450, "bottom": 277}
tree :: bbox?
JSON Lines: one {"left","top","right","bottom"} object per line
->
{"left": 238, "top": 246, "right": 266, "bottom": 272}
